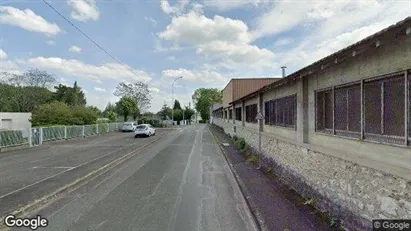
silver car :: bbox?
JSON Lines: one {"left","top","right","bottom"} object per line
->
{"left": 121, "top": 122, "right": 137, "bottom": 132}
{"left": 134, "top": 124, "right": 156, "bottom": 137}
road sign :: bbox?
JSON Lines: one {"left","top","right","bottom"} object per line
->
{"left": 255, "top": 111, "right": 264, "bottom": 120}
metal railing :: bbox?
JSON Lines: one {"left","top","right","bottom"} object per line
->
{"left": 0, "top": 122, "right": 123, "bottom": 149}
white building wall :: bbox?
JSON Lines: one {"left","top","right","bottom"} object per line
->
{"left": 0, "top": 113, "right": 32, "bottom": 137}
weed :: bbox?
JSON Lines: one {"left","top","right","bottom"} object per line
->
{"left": 246, "top": 155, "right": 259, "bottom": 164}
{"left": 303, "top": 198, "right": 315, "bottom": 205}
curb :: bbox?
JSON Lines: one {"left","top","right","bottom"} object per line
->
{"left": 0, "top": 130, "right": 177, "bottom": 230}
{"left": 208, "top": 126, "right": 267, "bottom": 231}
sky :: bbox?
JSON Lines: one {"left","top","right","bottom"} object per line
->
{"left": 0, "top": 0, "right": 410, "bottom": 112}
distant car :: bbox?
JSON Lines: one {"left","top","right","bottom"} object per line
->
{"left": 134, "top": 124, "right": 156, "bottom": 138}
{"left": 121, "top": 122, "right": 137, "bottom": 132}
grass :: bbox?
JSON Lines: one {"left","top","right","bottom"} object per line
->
{"left": 246, "top": 154, "right": 259, "bottom": 164}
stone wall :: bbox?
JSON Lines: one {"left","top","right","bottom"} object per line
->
{"left": 213, "top": 119, "right": 411, "bottom": 230}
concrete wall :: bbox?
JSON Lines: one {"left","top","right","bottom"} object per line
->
{"left": 213, "top": 32, "right": 411, "bottom": 230}
{"left": 0, "top": 113, "right": 32, "bottom": 137}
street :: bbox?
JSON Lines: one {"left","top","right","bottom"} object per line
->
{"left": 2, "top": 125, "right": 257, "bottom": 231}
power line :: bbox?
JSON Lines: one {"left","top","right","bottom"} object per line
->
{"left": 41, "top": 0, "right": 142, "bottom": 79}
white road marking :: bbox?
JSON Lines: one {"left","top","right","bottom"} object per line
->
{"left": 0, "top": 137, "right": 144, "bottom": 199}
{"left": 33, "top": 166, "right": 74, "bottom": 169}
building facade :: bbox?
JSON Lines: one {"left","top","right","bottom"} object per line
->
{"left": 213, "top": 18, "right": 411, "bottom": 229}
{"left": 0, "top": 112, "right": 32, "bottom": 137}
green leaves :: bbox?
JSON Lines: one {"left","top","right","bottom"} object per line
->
{"left": 192, "top": 88, "right": 222, "bottom": 121}
{"left": 116, "top": 96, "right": 138, "bottom": 121}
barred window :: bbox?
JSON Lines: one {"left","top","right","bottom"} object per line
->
{"left": 235, "top": 107, "right": 242, "bottom": 121}
{"left": 224, "top": 110, "right": 227, "bottom": 119}
{"left": 264, "top": 95, "right": 296, "bottom": 128}
{"left": 316, "top": 72, "right": 408, "bottom": 146}
{"left": 229, "top": 109, "right": 233, "bottom": 120}
{"left": 245, "top": 104, "right": 258, "bottom": 123}
{"left": 316, "top": 90, "right": 333, "bottom": 131}
{"left": 264, "top": 102, "right": 269, "bottom": 125}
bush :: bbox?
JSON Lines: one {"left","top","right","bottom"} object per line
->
{"left": 31, "top": 102, "right": 98, "bottom": 126}
{"left": 198, "top": 120, "right": 207, "bottom": 124}
{"left": 234, "top": 138, "right": 246, "bottom": 151}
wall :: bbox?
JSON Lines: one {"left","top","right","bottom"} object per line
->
{"left": 0, "top": 113, "right": 32, "bottom": 137}
{"left": 222, "top": 81, "right": 233, "bottom": 108}
{"left": 213, "top": 31, "right": 411, "bottom": 230}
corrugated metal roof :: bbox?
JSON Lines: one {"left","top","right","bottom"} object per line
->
{"left": 230, "top": 16, "right": 411, "bottom": 104}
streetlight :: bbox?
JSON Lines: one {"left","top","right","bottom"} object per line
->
{"left": 171, "top": 76, "right": 182, "bottom": 126}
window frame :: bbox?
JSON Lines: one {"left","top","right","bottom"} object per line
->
{"left": 315, "top": 70, "right": 410, "bottom": 147}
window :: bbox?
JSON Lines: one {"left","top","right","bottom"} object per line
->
{"left": 245, "top": 104, "right": 257, "bottom": 123}
{"left": 264, "top": 95, "right": 296, "bottom": 128}
{"left": 333, "top": 84, "right": 361, "bottom": 138}
{"left": 364, "top": 75, "right": 405, "bottom": 142}
{"left": 229, "top": 109, "right": 233, "bottom": 119}
{"left": 235, "top": 107, "right": 242, "bottom": 121}
{"left": 316, "top": 72, "right": 409, "bottom": 146}
{"left": 316, "top": 90, "right": 333, "bottom": 132}
{"left": 224, "top": 110, "right": 227, "bottom": 119}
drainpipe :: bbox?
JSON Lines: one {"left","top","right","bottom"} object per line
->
{"left": 281, "top": 66, "right": 287, "bottom": 77}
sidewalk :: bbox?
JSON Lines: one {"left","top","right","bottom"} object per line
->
{"left": 209, "top": 125, "right": 342, "bottom": 231}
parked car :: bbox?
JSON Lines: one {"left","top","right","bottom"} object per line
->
{"left": 121, "top": 122, "right": 137, "bottom": 132}
{"left": 134, "top": 124, "right": 156, "bottom": 137}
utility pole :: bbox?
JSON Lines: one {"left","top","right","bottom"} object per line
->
{"left": 171, "top": 76, "right": 182, "bottom": 126}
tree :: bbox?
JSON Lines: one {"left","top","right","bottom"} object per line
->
{"left": 31, "top": 102, "right": 73, "bottom": 126}
{"left": 173, "top": 109, "right": 183, "bottom": 122}
{"left": 158, "top": 102, "right": 172, "bottom": 120}
{"left": 0, "top": 84, "right": 54, "bottom": 112}
{"left": 114, "top": 82, "right": 151, "bottom": 112}
{"left": 54, "top": 81, "right": 86, "bottom": 107}
{"left": 2, "top": 69, "right": 57, "bottom": 88}
{"left": 116, "top": 96, "right": 137, "bottom": 121}
{"left": 87, "top": 106, "right": 102, "bottom": 117}
{"left": 183, "top": 107, "right": 195, "bottom": 124}
{"left": 173, "top": 100, "right": 182, "bottom": 110}
{"left": 107, "top": 111, "right": 117, "bottom": 122}
{"left": 103, "top": 102, "right": 116, "bottom": 117}
{"left": 23, "top": 69, "right": 57, "bottom": 88}
{"left": 192, "top": 88, "right": 222, "bottom": 121}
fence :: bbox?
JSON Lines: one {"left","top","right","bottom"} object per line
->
{"left": 0, "top": 122, "right": 123, "bottom": 149}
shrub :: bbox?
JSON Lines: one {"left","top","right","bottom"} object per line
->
{"left": 233, "top": 135, "right": 238, "bottom": 141}
{"left": 235, "top": 137, "right": 246, "bottom": 151}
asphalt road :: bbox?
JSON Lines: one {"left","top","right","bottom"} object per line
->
{"left": 5, "top": 125, "right": 257, "bottom": 231}
{"left": 0, "top": 129, "right": 170, "bottom": 217}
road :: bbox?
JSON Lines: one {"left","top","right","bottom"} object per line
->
{"left": 3, "top": 125, "right": 257, "bottom": 231}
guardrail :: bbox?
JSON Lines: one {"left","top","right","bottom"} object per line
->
{"left": 0, "top": 122, "right": 123, "bottom": 149}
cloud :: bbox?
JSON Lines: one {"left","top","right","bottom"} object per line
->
{"left": 144, "top": 16, "right": 157, "bottom": 26}
{"left": 270, "top": 0, "right": 411, "bottom": 73}
{"left": 26, "top": 57, "right": 152, "bottom": 84}
{"left": 46, "top": 40, "right": 56, "bottom": 46}
{"left": 94, "top": 87, "right": 106, "bottom": 92}
{"left": 274, "top": 38, "right": 293, "bottom": 47}
{"left": 69, "top": 45, "right": 82, "bottom": 53}
{"left": 160, "top": 0, "right": 189, "bottom": 15}
{"left": 0, "top": 49, "right": 7, "bottom": 59}
{"left": 159, "top": 11, "right": 275, "bottom": 69}
{"left": 203, "top": 0, "right": 269, "bottom": 11}
{"left": 0, "top": 6, "right": 61, "bottom": 36}
{"left": 166, "top": 56, "right": 177, "bottom": 61}
{"left": 161, "top": 68, "right": 228, "bottom": 86}
{"left": 67, "top": 0, "right": 100, "bottom": 22}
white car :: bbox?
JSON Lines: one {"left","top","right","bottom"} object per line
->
{"left": 121, "top": 122, "right": 137, "bottom": 132}
{"left": 134, "top": 124, "right": 156, "bottom": 137}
